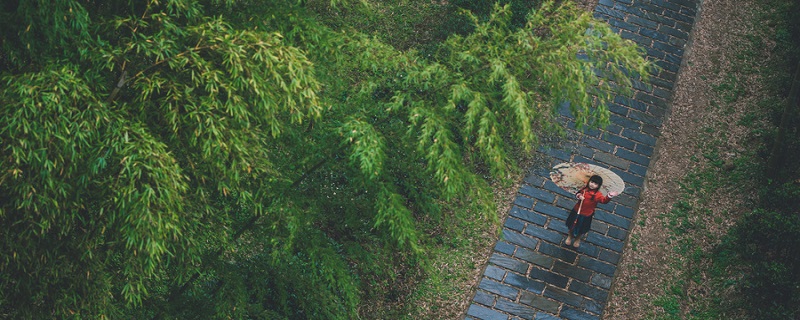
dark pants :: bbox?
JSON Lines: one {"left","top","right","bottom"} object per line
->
{"left": 565, "top": 209, "right": 593, "bottom": 237}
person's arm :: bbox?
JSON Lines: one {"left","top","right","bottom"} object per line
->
{"left": 600, "top": 191, "right": 619, "bottom": 204}
{"left": 576, "top": 187, "right": 586, "bottom": 200}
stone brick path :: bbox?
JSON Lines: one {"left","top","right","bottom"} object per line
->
{"left": 464, "top": 0, "right": 700, "bottom": 319}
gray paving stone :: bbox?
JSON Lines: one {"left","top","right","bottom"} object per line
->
{"left": 586, "top": 233, "right": 625, "bottom": 253}
{"left": 595, "top": 5, "right": 625, "bottom": 19}
{"left": 612, "top": 193, "right": 638, "bottom": 208}
{"left": 633, "top": 1, "right": 666, "bottom": 14}
{"left": 533, "top": 312, "right": 562, "bottom": 320}
{"left": 524, "top": 225, "right": 565, "bottom": 244}
{"left": 611, "top": 113, "right": 643, "bottom": 131}
{"left": 495, "top": 299, "right": 537, "bottom": 319}
{"left": 615, "top": 205, "right": 635, "bottom": 219}
{"left": 636, "top": 11, "right": 678, "bottom": 27}
{"left": 577, "top": 256, "right": 617, "bottom": 277}
{"left": 520, "top": 185, "right": 556, "bottom": 203}
{"left": 529, "top": 266, "right": 570, "bottom": 288}
{"left": 594, "top": 211, "right": 632, "bottom": 230}
{"left": 513, "top": 195, "right": 534, "bottom": 209}
{"left": 502, "top": 229, "right": 540, "bottom": 251}
{"left": 495, "top": 241, "right": 516, "bottom": 255}
{"left": 602, "top": 133, "right": 636, "bottom": 150}
{"left": 639, "top": 27, "right": 671, "bottom": 43}
{"left": 634, "top": 92, "right": 668, "bottom": 109}
{"left": 485, "top": 265, "right": 507, "bottom": 281}
{"left": 594, "top": 151, "right": 631, "bottom": 170}
{"left": 643, "top": 121, "right": 663, "bottom": 136}
{"left": 599, "top": 248, "right": 622, "bottom": 264}
{"left": 608, "top": 101, "right": 631, "bottom": 114}
{"left": 658, "top": 70, "right": 678, "bottom": 83}
{"left": 479, "top": 278, "right": 519, "bottom": 300}
{"left": 542, "top": 286, "right": 601, "bottom": 314}
{"left": 520, "top": 291, "right": 561, "bottom": 314}
{"left": 671, "top": 0, "right": 699, "bottom": 10}
{"left": 504, "top": 272, "right": 546, "bottom": 294}
{"left": 609, "top": 19, "right": 639, "bottom": 33}
{"left": 514, "top": 247, "right": 554, "bottom": 268}
{"left": 538, "top": 242, "right": 578, "bottom": 264}
{"left": 634, "top": 142, "right": 655, "bottom": 157}
{"left": 474, "top": 290, "right": 497, "bottom": 306}
{"left": 628, "top": 109, "right": 662, "bottom": 127}
{"left": 573, "top": 240, "right": 601, "bottom": 258}
{"left": 578, "top": 145, "right": 595, "bottom": 158}
{"left": 490, "top": 253, "right": 529, "bottom": 274}
{"left": 621, "top": 128, "right": 657, "bottom": 147}
{"left": 523, "top": 173, "right": 547, "bottom": 186}
{"left": 671, "top": 32, "right": 689, "bottom": 46}
{"left": 560, "top": 306, "right": 601, "bottom": 320}
{"left": 653, "top": 86, "right": 673, "bottom": 100}
{"left": 569, "top": 280, "right": 609, "bottom": 303}
{"left": 589, "top": 218, "right": 611, "bottom": 235}
{"left": 540, "top": 146, "right": 571, "bottom": 162}
{"left": 467, "top": 304, "right": 509, "bottom": 320}
{"left": 652, "top": 40, "right": 679, "bottom": 54}
{"left": 679, "top": 6, "right": 697, "bottom": 17}
{"left": 618, "top": 167, "right": 647, "bottom": 186}
{"left": 650, "top": 76, "right": 674, "bottom": 90}
{"left": 613, "top": 3, "right": 644, "bottom": 16}
{"left": 534, "top": 201, "right": 563, "bottom": 219}
{"left": 656, "top": 60, "right": 680, "bottom": 73}
{"left": 621, "top": 30, "right": 653, "bottom": 46}
{"left": 651, "top": 0, "right": 682, "bottom": 11}
{"left": 510, "top": 206, "right": 548, "bottom": 226}
{"left": 504, "top": 217, "right": 525, "bottom": 232}
{"left": 605, "top": 123, "right": 626, "bottom": 135}
{"left": 546, "top": 217, "right": 570, "bottom": 234}
{"left": 552, "top": 260, "right": 593, "bottom": 283}
{"left": 584, "top": 137, "right": 615, "bottom": 153}
{"left": 607, "top": 226, "right": 628, "bottom": 241}
{"left": 617, "top": 96, "right": 650, "bottom": 112}
{"left": 591, "top": 273, "right": 613, "bottom": 290}
{"left": 544, "top": 180, "right": 577, "bottom": 198}
{"left": 573, "top": 155, "right": 593, "bottom": 166}
{"left": 627, "top": 15, "right": 659, "bottom": 29}
{"left": 624, "top": 185, "right": 642, "bottom": 198}
{"left": 555, "top": 197, "right": 576, "bottom": 211}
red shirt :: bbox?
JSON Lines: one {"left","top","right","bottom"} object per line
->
{"left": 573, "top": 187, "right": 611, "bottom": 216}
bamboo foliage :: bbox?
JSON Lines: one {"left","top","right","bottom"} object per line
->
{"left": 0, "top": 0, "right": 653, "bottom": 318}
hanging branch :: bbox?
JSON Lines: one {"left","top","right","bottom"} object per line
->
{"left": 161, "top": 141, "right": 349, "bottom": 312}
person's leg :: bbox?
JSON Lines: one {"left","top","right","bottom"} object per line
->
{"left": 565, "top": 209, "right": 578, "bottom": 246}
{"left": 572, "top": 233, "right": 582, "bottom": 248}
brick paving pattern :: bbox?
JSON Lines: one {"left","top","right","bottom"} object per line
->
{"left": 465, "top": 0, "right": 700, "bottom": 319}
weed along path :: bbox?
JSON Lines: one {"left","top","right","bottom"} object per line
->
{"left": 464, "top": 0, "right": 700, "bottom": 319}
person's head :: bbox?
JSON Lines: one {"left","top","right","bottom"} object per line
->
{"left": 587, "top": 175, "right": 603, "bottom": 190}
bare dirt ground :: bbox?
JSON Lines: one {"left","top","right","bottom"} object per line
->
{"left": 604, "top": 0, "right": 772, "bottom": 318}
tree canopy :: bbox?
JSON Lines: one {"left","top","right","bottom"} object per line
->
{"left": 0, "top": 0, "right": 652, "bottom": 318}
